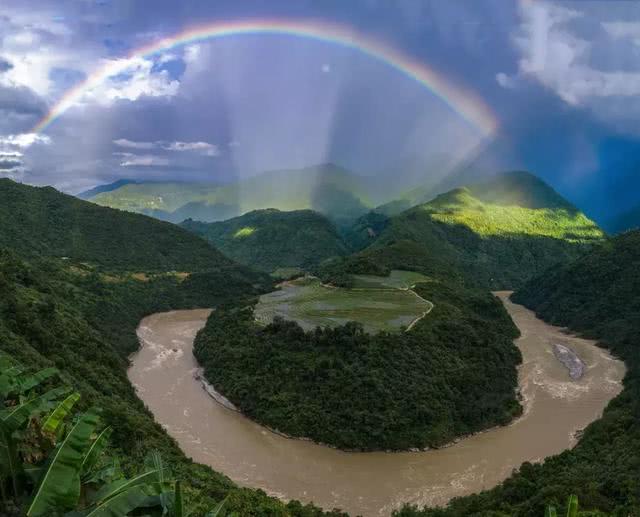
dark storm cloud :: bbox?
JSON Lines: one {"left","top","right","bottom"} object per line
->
{"left": 0, "top": 85, "right": 46, "bottom": 116}
{"left": 0, "top": 157, "right": 22, "bottom": 169}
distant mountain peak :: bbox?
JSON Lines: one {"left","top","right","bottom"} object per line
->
{"left": 77, "top": 178, "right": 139, "bottom": 200}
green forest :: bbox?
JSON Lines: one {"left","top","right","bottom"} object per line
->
{"left": 193, "top": 281, "right": 521, "bottom": 450}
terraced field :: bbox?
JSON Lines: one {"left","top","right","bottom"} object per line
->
{"left": 254, "top": 270, "right": 432, "bottom": 333}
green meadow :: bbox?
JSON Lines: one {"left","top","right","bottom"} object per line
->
{"left": 254, "top": 270, "right": 431, "bottom": 333}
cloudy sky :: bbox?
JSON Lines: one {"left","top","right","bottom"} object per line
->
{"left": 1, "top": 0, "right": 640, "bottom": 220}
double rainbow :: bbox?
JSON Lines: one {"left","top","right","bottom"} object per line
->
{"left": 32, "top": 19, "right": 498, "bottom": 135}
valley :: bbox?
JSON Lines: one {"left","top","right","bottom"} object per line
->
{"left": 0, "top": 171, "right": 636, "bottom": 516}
{"left": 4, "top": 4, "right": 639, "bottom": 515}
{"left": 129, "top": 294, "right": 624, "bottom": 517}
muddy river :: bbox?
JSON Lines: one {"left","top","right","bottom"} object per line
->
{"left": 128, "top": 292, "right": 624, "bottom": 516}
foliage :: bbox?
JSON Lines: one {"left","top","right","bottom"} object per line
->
{"left": 396, "top": 230, "right": 640, "bottom": 516}
{"left": 181, "top": 209, "right": 349, "bottom": 272}
{"left": 194, "top": 281, "right": 521, "bottom": 451}
{"left": 0, "top": 357, "right": 192, "bottom": 517}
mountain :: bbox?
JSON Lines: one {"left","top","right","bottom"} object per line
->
{"left": 84, "top": 164, "right": 378, "bottom": 225}
{"left": 181, "top": 209, "right": 349, "bottom": 273}
{"left": 0, "top": 178, "right": 238, "bottom": 271}
{"left": 404, "top": 231, "right": 640, "bottom": 516}
{"left": 326, "top": 171, "right": 604, "bottom": 289}
{"left": 76, "top": 178, "right": 139, "bottom": 199}
{"left": 605, "top": 204, "right": 640, "bottom": 234}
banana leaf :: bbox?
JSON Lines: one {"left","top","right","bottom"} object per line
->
{"left": 81, "top": 426, "right": 112, "bottom": 478}
{"left": 2, "top": 386, "right": 71, "bottom": 431}
{"left": 0, "top": 420, "right": 21, "bottom": 496}
{"left": 90, "top": 468, "right": 163, "bottom": 504}
{"left": 545, "top": 506, "right": 557, "bottom": 517}
{"left": 206, "top": 496, "right": 228, "bottom": 517}
{"left": 566, "top": 495, "right": 578, "bottom": 517}
{"left": 173, "top": 481, "right": 183, "bottom": 517}
{"left": 77, "top": 484, "right": 156, "bottom": 517}
{"left": 42, "top": 392, "right": 81, "bottom": 436}
{"left": 0, "top": 365, "right": 25, "bottom": 397}
{"left": 26, "top": 408, "right": 101, "bottom": 517}
{"left": 15, "top": 367, "right": 59, "bottom": 395}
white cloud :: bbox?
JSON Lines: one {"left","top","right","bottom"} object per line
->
{"left": 496, "top": 72, "right": 516, "bottom": 88}
{"left": 113, "top": 138, "right": 157, "bottom": 150}
{"left": 162, "top": 141, "right": 219, "bottom": 156}
{"left": 0, "top": 150, "right": 23, "bottom": 158}
{"left": 503, "top": 0, "right": 640, "bottom": 106}
{"left": 119, "top": 154, "right": 169, "bottom": 167}
{"left": 603, "top": 21, "right": 640, "bottom": 45}
{"left": 86, "top": 56, "right": 180, "bottom": 104}
{"left": 114, "top": 138, "right": 219, "bottom": 156}
{"left": 0, "top": 133, "right": 51, "bottom": 148}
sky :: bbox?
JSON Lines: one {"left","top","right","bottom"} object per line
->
{"left": 1, "top": 0, "right": 640, "bottom": 222}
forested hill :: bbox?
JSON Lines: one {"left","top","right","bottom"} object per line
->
{"left": 0, "top": 178, "right": 239, "bottom": 271}
{"left": 181, "top": 209, "right": 349, "bottom": 272}
{"left": 397, "top": 231, "right": 640, "bottom": 516}
{"left": 332, "top": 171, "right": 604, "bottom": 289}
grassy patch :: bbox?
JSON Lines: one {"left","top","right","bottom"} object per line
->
{"left": 233, "top": 226, "right": 256, "bottom": 238}
{"left": 255, "top": 270, "right": 431, "bottom": 333}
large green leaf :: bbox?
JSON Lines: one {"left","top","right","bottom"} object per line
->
{"left": 81, "top": 426, "right": 112, "bottom": 478}
{"left": 0, "top": 420, "right": 21, "bottom": 496}
{"left": 545, "top": 506, "right": 558, "bottom": 517}
{"left": 206, "top": 496, "right": 228, "bottom": 517}
{"left": 42, "top": 392, "right": 81, "bottom": 436}
{"left": 0, "top": 365, "right": 25, "bottom": 397}
{"left": 27, "top": 409, "right": 101, "bottom": 517}
{"left": 90, "top": 469, "right": 162, "bottom": 504}
{"left": 2, "top": 386, "right": 71, "bottom": 432}
{"left": 566, "top": 495, "right": 578, "bottom": 517}
{"left": 15, "top": 367, "right": 59, "bottom": 395}
{"left": 80, "top": 485, "right": 157, "bottom": 517}
{"left": 173, "top": 481, "right": 183, "bottom": 517}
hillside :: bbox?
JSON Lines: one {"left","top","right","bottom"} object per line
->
{"left": 181, "top": 209, "right": 349, "bottom": 272}
{"left": 0, "top": 180, "right": 347, "bottom": 515}
{"left": 328, "top": 171, "right": 604, "bottom": 289}
{"left": 85, "top": 164, "right": 376, "bottom": 225}
{"left": 399, "top": 230, "right": 640, "bottom": 516}
{"left": 0, "top": 178, "right": 239, "bottom": 272}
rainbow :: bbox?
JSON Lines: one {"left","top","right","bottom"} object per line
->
{"left": 32, "top": 19, "right": 498, "bottom": 135}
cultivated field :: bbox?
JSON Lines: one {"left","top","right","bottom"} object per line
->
{"left": 254, "top": 270, "right": 431, "bottom": 333}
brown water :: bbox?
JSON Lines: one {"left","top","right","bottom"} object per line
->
{"left": 128, "top": 292, "right": 625, "bottom": 516}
